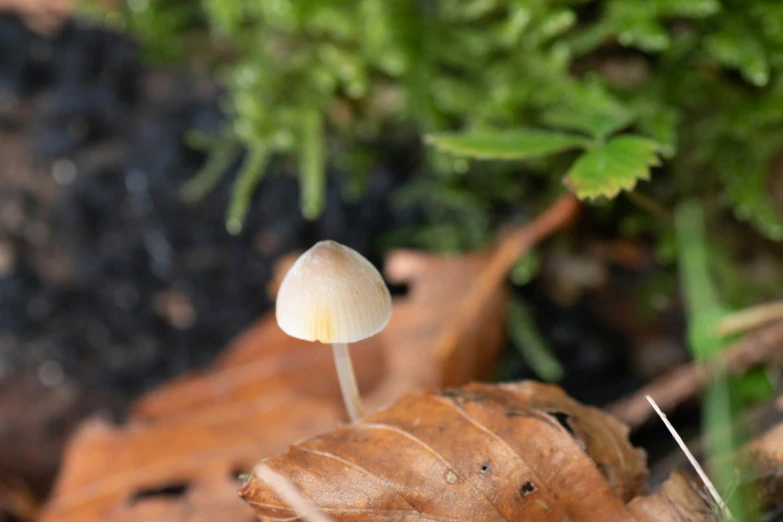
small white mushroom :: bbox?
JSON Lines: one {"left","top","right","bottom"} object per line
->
{"left": 276, "top": 240, "right": 392, "bottom": 422}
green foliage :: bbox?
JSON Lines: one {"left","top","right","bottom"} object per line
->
{"left": 181, "top": 137, "right": 241, "bottom": 202}
{"left": 428, "top": 128, "right": 662, "bottom": 200}
{"left": 83, "top": 0, "right": 783, "bottom": 248}
{"left": 675, "top": 201, "right": 760, "bottom": 521}
{"left": 426, "top": 130, "right": 589, "bottom": 160}
{"left": 541, "top": 105, "right": 633, "bottom": 141}
{"left": 226, "top": 145, "right": 269, "bottom": 234}
{"left": 79, "top": 0, "right": 204, "bottom": 62}
{"left": 565, "top": 136, "right": 660, "bottom": 200}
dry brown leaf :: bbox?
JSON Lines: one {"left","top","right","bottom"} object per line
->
{"left": 627, "top": 472, "right": 715, "bottom": 522}
{"left": 240, "top": 381, "right": 661, "bottom": 521}
{"left": 242, "top": 381, "right": 720, "bottom": 522}
{"left": 241, "top": 396, "right": 783, "bottom": 521}
{"left": 39, "top": 196, "right": 578, "bottom": 522}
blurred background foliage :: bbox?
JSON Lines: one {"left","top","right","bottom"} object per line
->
{"left": 78, "top": 0, "right": 783, "bottom": 294}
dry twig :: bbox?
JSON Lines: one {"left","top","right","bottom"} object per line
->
{"left": 718, "top": 301, "right": 783, "bottom": 338}
{"left": 610, "top": 321, "right": 783, "bottom": 429}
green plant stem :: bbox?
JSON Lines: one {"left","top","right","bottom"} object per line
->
{"left": 674, "top": 200, "right": 756, "bottom": 522}
{"left": 226, "top": 145, "right": 269, "bottom": 235}
{"left": 301, "top": 109, "right": 325, "bottom": 221}
{"left": 676, "top": 201, "right": 722, "bottom": 332}
{"left": 182, "top": 141, "right": 241, "bottom": 202}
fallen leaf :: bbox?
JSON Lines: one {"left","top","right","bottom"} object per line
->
{"left": 240, "top": 381, "right": 653, "bottom": 521}
{"left": 39, "top": 196, "right": 579, "bottom": 522}
{"left": 627, "top": 472, "right": 714, "bottom": 522}
{"left": 243, "top": 381, "right": 723, "bottom": 522}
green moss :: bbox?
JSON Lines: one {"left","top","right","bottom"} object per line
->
{"left": 81, "top": 0, "right": 783, "bottom": 251}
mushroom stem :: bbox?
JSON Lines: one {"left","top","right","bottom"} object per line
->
{"left": 331, "top": 342, "right": 364, "bottom": 422}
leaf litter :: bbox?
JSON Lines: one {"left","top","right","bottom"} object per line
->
{"left": 241, "top": 381, "right": 716, "bottom": 522}
{"left": 38, "top": 196, "right": 579, "bottom": 522}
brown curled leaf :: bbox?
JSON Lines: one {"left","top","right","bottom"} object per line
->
{"left": 628, "top": 472, "right": 715, "bottom": 522}
{"left": 39, "top": 197, "right": 578, "bottom": 522}
{"left": 240, "top": 381, "right": 650, "bottom": 522}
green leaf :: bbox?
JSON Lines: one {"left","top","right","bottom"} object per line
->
{"left": 655, "top": 0, "right": 720, "bottom": 18}
{"left": 542, "top": 106, "right": 634, "bottom": 140}
{"left": 705, "top": 24, "right": 770, "bottom": 87}
{"left": 604, "top": 1, "right": 670, "bottom": 51}
{"left": 425, "top": 130, "right": 589, "bottom": 160}
{"left": 617, "top": 21, "right": 670, "bottom": 52}
{"left": 722, "top": 162, "right": 783, "bottom": 241}
{"left": 565, "top": 135, "right": 661, "bottom": 200}
{"left": 716, "top": 141, "right": 783, "bottom": 241}
{"left": 635, "top": 106, "right": 678, "bottom": 158}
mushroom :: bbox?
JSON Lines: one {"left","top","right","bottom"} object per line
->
{"left": 275, "top": 240, "right": 392, "bottom": 422}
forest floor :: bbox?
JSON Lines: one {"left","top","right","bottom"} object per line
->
{"left": 0, "top": 11, "right": 780, "bottom": 522}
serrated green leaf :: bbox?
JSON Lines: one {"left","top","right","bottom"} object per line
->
{"left": 542, "top": 106, "right": 634, "bottom": 139}
{"left": 425, "top": 130, "right": 589, "bottom": 160}
{"left": 565, "top": 135, "right": 661, "bottom": 200}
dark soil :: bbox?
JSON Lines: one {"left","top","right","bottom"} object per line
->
{"left": 0, "top": 13, "right": 418, "bottom": 495}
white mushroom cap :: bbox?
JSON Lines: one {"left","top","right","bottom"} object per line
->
{"left": 275, "top": 240, "right": 392, "bottom": 343}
